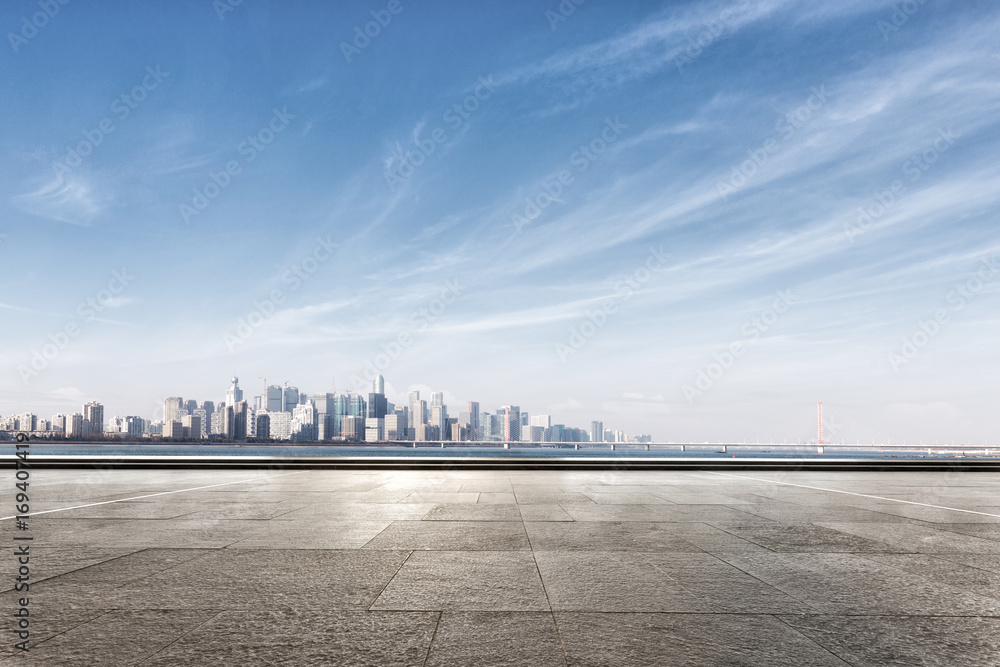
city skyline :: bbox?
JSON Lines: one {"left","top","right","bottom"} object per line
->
{"left": 2, "top": 1, "right": 999, "bottom": 444}
{"left": 0, "top": 373, "right": 650, "bottom": 443}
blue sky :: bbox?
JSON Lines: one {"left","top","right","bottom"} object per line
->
{"left": 2, "top": 0, "right": 998, "bottom": 442}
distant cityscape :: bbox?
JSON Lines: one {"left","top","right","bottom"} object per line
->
{"left": 0, "top": 375, "right": 653, "bottom": 444}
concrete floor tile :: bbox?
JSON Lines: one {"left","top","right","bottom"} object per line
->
{"left": 102, "top": 549, "right": 409, "bottom": 610}
{"left": 517, "top": 504, "right": 574, "bottom": 521}
{"left": 477, "top": 492, "right": 518, "bottom": 504}
{"left": 423, "top": 504, "right": 523, "bottom": 521}
{"left": 721, "top": 523, "right": 901, "bottom": 553}
{"left": 140, "top": 610, "right": 439, "bottom": 667}
{"left": 426, "top": 612, "right": 566, "bottom": 667}
{"left": 372, "top": 551, "right": 549, "bottom": 611}
{"left": 534, "top": 551, "right": 712, "bottom": 612}
{"left": 524, "top": 521, "right": 703, "bottom": 552}
{"left": 363, "top": 520, "right": 530, "bottom": 550}
{"left": 0, "top": 610, "right": 218, "bottom": 666}
{"left": 781, "top": 615, "right": 1000, "bottom": 667}
{"left": 556, "top": 613, "right": 850, "bottom": 666}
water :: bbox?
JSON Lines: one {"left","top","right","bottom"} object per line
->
{"left": 2, "top": 442, "right": 997, "bottom": 460}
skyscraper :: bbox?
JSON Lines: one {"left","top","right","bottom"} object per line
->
{"left": 163, "top": 397, "right": 183, "bottom": 423}
{"left": 283, "top": 386, "right": 299, "bottom": 413}
{"left": 368, "top": 376, "right": 387, "bottom": 419}
{"left": 224, "top": 400, "right": 248, "bottom": 440}
{"left": 502, "top": 406, "right": 520, "bottom": 442}
{"left": 466, "top": 401, "right": 479, "bottom": 437}
{"left": 591, "top": 421, "right": 604, "bottom": 443}
{"left": 225, "top": 376, "right": 244, "bottom": 407}
{"left": 83, "top": 401, "right": 104, "bottom": 437}
{"left": 266, "top": 385, "right": 283, "bottom": 412}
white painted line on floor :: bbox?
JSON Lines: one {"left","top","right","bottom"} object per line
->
{"left": 708, "top": 471, "right": 1000, "bottom": 518}
{"left": 0, "top": 470, "right": 308, "bottom": 521}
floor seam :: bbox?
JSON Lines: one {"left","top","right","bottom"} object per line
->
{"left": 421, "top": 611, "right": 443, "bottom": 667}
{"left": 367, "top": 549, "right": 414, "bottom": 611}
{"left": 134, "top": 610, "right": 225, "bottom": 665}
{"left": 519, "top": 502, "right": 570, "bottom": 667}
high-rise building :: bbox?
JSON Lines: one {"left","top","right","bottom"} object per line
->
{"left": 412, "top": 400, "right": 427, "bottom": 427}
{"left": 291, "top": 402, "right": 317, "bottom": 441}
{"left": 66, "top": 413, "right": 85, "bottom": 438}
{"left": 430, "top": 404, "right": 448, "bottom": 436}
{"left": 365, "top": 417, "right": 384, "bottom": 442}
{"left": 83, "top": 401, "right": 104, "bottom": 437}
{"left": 266, "top": 385, "right": 283, "bottom": 412}
{"left": 181, "top": 414, "right": 201, "bottom": 439}
{"left": 163, "top": 420, "right": 183, "bottom": 438}
{"left": 192, "top": 408, "right": 208, "bottom": 437}
{"left": 264, "top": 411, "right": 292, "bottom": 440}
{"left": 51, "top": 413, "right": 66, "bottom": 434}
{"left": 122, "top": 416, "right": 145, "bottom": 437}
{"left": 282, "top": 386, "right": 299, "bottom": 412}
{"left": 591, "top": 421, "right": 604, "bottom": 443}
{"left": 183, "top": 399, "right": 198, "bottom": 414}
{"left": 531, "top": 414, "right": 551, "bottom": 429}
{"left": 341, "top": 415, "right": 364, "bottom": 440}
{"left": 16, "top": 413, "right": 37, "bottom": 432}
{"left": 385, "top": 412, "right": 407, "bottom": 440}
{"left": 199, "top": 401, "right": 215, "bottom": 423}
{"left": 223, "top": 400, "right": 248, "bottom": 440}
{"left": 523, "top": 425, "right": 544, "bottom": 442}
{"left": 225, "top": 376, "right": 244, "bottom": 407}
{"left": 502, "top": 406, "right": 520, "bottom": 442}
{"left": 466, "top": 402, "right": 479, "bottom": 436}
{"left": 347, "top": 393, "right": 366, "bottom": 418}
{"left": 415, "top": 423, "right": 440, "bottom": 441}
{"left": 256, "top": 413, "right": 271, "bottom": 439}
{"left": 163, "top": 397, "right": 183, "bottom": 423}
{"left": 408, "top": 391, "right": 422, "bottom": 424}
{"left": 368, "top": 375, "right": 387, "bottom": 419}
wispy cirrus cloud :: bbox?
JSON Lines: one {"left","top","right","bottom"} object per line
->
{"left": 12, "top": 175, "right": 107, "bottom": 225}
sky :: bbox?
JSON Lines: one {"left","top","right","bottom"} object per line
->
{"left": 1, "top": 0, "right": 998, "bottom": 443}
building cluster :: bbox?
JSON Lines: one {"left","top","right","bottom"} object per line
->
{"left": 0, "top": 401, "right": 124, "bottom": 439}
{"left": 0, "top": 374, "right": 653, "bottom": 444}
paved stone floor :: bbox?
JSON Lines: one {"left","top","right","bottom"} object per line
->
{"left": 1, "top": 468, "right": 999, "bottom": 665}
